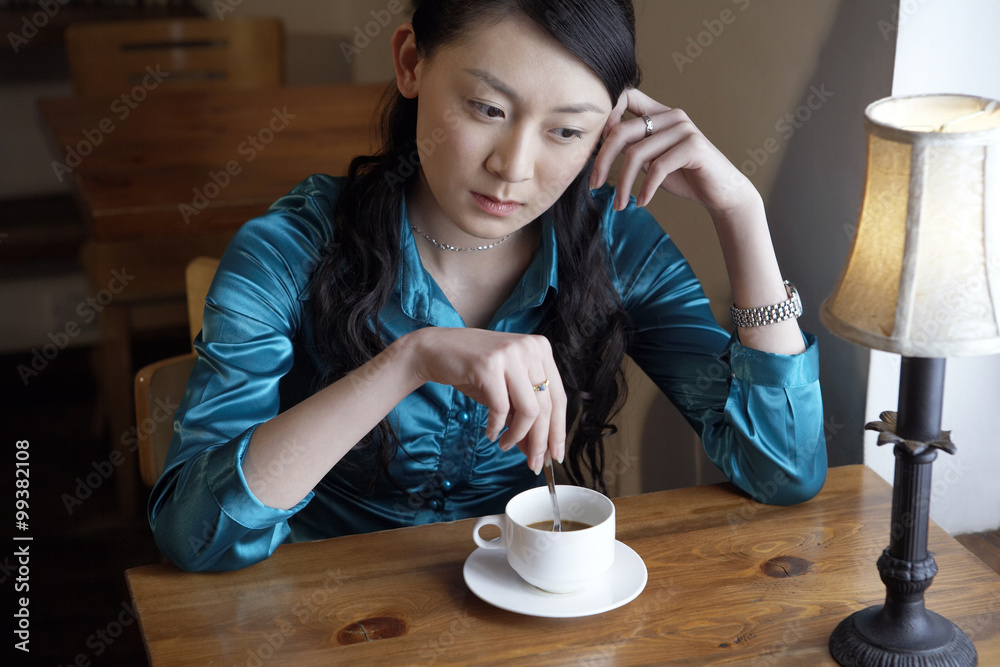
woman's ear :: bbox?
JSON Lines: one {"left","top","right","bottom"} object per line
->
{"left": 392, "top": 23, "right": 420, "bottom": 99}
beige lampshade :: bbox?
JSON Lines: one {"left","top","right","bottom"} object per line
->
{"left": 821, "top": 94, "right": 1000, "bottom": 357}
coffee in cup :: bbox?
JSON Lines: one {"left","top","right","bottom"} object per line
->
{"left": 472, "top": 485, "right": 615, "bottom": 594}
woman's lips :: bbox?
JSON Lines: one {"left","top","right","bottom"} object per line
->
{"left": 472, "top": 192, "right": 522, "bottom": 217}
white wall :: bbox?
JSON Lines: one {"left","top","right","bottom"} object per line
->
{"left": 864, "top": 0, "right": 1000, "bottom": 535}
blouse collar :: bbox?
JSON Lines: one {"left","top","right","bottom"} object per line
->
{"left": 396, "top": 197, "right": 558, "bottom": 326}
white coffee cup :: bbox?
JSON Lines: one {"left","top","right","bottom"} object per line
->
{"left": 472, "top": 485, "right": 616, "bottom": 594}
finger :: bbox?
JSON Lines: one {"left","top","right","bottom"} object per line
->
{"left": 518, "top": 389, "right": 551, "bottom": 474}
{"left": 620, "top": 87, "right": 672, "bottom": 120}
{"left": 591, "top": 92, "right": 629, "bottom": 190}
{"left": 592, "top": 116, "right": 644, "bottom": 198}
{"left": 497, "top": 372, "right": 540, "bottom": 452}
{"left": 607, "top": 114, "right": 663, "bottom": 211}
{"left": 478, "top": 378, "right": 510, "bottom": 443}
{"left": 615, "top": 117, "right": 696, "bottom": 210}
{"left": 543, "top": 361, "right": 567, "bottom": 464}
{"left": 602, "top": 90, "right": 629, "bottom": 141}
{"left": 636, "top": 140, "right": 699, "bottom": 207}
{"left": 594, "top": 94, "right": 676, "bottom": 204}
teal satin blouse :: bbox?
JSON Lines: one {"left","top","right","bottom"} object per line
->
{"left": 149, "top": 174, "right": 827, "bottom": 572}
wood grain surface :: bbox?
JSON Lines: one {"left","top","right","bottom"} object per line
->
{"left": 38, "top": 84, "right": 385, "bottom": 241}
{"left": 126, "top": 465, "right": 1000, "bottom": 665}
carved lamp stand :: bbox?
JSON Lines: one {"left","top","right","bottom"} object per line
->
{"left": 828, "top": 357, "right": 976, "bottom": 665}
{"left": 821, "top": 94, "right": 1000, "bottom": 666}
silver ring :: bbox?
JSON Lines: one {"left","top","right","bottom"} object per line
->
{"left": 643, "top": 114, "right": 654, "bottom": 138}
{"left": 532, "top": 379, "right": 549, "bottom": 392}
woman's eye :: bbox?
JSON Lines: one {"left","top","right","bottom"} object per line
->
{"left": 472, "top": 102, "right": 504, "bottom": 119}
{"left": 554, "top": 128, "right": 584, "bottom": 140}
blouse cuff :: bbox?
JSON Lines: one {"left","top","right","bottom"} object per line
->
{"left": 204, "top": 424, "right": 313, "bottom": 529}
{"left": 729, "top": 331, "right": 820, "bottom": 388}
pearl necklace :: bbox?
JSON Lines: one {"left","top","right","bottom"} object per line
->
{"left": 410, "top": 225, "right": 511, "bottom": 252}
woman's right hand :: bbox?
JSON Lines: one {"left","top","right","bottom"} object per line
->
{"left": 406, "top": 327, "right": 566, "bottom": 473}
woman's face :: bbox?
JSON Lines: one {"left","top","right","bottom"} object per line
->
{"left": 398, "top": 14, "right": 613, "bottom": 244}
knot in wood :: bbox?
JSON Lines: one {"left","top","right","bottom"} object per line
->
{"left": 761, "top": 555, "right": 811, "bottom": 578}
{"left": 335, "top": 616, "right": 407, "bottom": 645}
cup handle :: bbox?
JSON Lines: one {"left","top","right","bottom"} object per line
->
{"left": 472, "top": 514, "right": 505, "bottom": 550}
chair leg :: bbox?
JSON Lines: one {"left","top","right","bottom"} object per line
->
{"left": 98, "top": 303, "right": 140, "bottom": 519}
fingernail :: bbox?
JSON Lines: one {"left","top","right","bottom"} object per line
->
{"left": 556, "top": 445, "right": 565, "bottom": 465}
{"left": 531, "top": 455, "right": 543, "bottom": 474}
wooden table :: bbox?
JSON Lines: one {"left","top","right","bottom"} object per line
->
{"left": 37, "top": 84, "right": 385, "bottom": 516}
{"left": 125, "top": 465, "right": 1000, "bottom": 665}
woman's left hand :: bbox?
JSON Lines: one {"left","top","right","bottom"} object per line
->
{"left": 590, "top": 87, "right": 758, "bottom": 216}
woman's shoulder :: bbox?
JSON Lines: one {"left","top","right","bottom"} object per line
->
{"left": 588, "top": 184, "right": 702, "bottom": 308}
{"left": 209, "top": 175, "right": 345, "bottom": 321}
{"left": 590, "top": 183, "right": 685, "bottom": 261}
{"left": 236, "top": 174, "right": 344, "bottom": 245}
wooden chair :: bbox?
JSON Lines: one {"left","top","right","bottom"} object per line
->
{"left": 65, "top": 17, "right": 284, "bottom": 96}
{"left": 134, "top": 257, "right": 219, "bottom": 488}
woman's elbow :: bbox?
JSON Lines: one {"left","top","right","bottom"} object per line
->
{"left": 748, "top": 448, "right": 828, "bottom": 506}
{"left": 766, "top": 466, "right": 827, "bottom": 505}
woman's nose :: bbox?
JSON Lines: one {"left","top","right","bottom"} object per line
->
{"left": 485, "top": 127, "right": 535, "bottom": 183}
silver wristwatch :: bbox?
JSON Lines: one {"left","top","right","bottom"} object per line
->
{"left": 730, "top": 280, "right": 802, "bottom": 328}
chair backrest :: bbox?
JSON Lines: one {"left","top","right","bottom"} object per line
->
{"left": 185, "top": 256, "right": 220, "bottom": 345}
{"left": 134, "top": 256, "right": 220, "bottom": 487}
{"left": 134, "top": 352, "right": 198, "bottom": 487}
{"left": 66, "top": 17, "right": 283, "bottom": 96}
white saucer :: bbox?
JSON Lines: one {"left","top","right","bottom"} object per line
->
{"left": 463, "top": 540, "right": 647, "bottom": 618}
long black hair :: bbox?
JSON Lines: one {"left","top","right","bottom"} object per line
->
{"left": 311, "top": 0, "right": 641, "bottom": 493}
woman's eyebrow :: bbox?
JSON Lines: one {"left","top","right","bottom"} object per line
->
{"left": 465, "top": 68, "right": 606, "bottom": 115}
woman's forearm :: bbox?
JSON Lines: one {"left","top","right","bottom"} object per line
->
{"left": 242, "top": 333, "right": 424, "bottom": 510}
{"left": 710, "top": 196, "right": 806, "bottom": 356}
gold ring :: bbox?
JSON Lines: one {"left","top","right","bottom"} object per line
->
{"left": 643, "top": 114, "right": 654, "bottom": 137}
{"left": 532, "top": 379, "right": 549, "bottom": 392}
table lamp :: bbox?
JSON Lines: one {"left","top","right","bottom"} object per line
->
{"left": 822, "top": 93, "right": 1000, "bottom": 666}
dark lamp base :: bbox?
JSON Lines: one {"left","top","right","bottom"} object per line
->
{"left": 830, "top": 605, "right": 977, "bottom": 666}
{"left": 829, "top": 358, "right": 979, "bottom": 666}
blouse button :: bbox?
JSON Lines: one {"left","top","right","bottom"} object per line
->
{"left": 457, "top": 411, "right": 470, "bottom": 423}
{"left": 441, "top": 479, "right": 453, "bottom": 492}
{"left": 428, "top": 499, "right": 442, "bottom": 511}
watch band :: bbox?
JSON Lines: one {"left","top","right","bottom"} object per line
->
{"left": 730, "top": 280, "right": 802, "bottom": 328}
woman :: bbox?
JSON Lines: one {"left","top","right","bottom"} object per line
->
{"left": 150, "top": 0, "right": 826, "bottom": 572}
